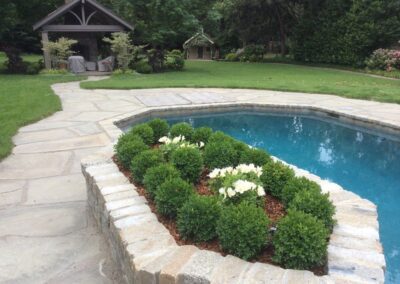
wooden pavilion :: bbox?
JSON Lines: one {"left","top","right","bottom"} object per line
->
{"left": 33, "top": 0, "right": 133, "bottom": 69}
{"left": 183, "top": 30, "right": 219, "bottom": 60}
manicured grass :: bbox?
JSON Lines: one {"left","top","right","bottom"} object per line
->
{"left": 82, "top": 61, "right": 400, "bottom": 104}
{"left": 0, "top": 52, "right": 41, "bottom": 63}
{"left": 0, "top": 74, "right": 83, "bottom": 159}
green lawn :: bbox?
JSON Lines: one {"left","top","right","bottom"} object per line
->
{"left": 82, "top": 61, "right": 400, "bottom": 104}
{"left": 0, "top": 74, "right": 83, "bottom": 160}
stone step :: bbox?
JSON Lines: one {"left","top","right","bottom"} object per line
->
{"left": 101, "top": 184, "right": 136, "bottom": 195}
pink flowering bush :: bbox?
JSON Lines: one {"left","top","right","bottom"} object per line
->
{"left": 366, "top": 48, "right": 400, "bottom": 71}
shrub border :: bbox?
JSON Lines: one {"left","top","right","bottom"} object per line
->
{"left": 82, "top": 103, "right": 387, "bottom": 283}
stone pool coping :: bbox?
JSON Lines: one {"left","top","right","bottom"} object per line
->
{"left": 82, "top": 103, "right": 387, "bottom": 284}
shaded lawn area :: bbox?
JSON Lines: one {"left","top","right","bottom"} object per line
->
{"left": 0, "top": 75, "right": 84, "bottom": 159}
{"left": 82, "top": 61, "right": 400, "bottom": 104}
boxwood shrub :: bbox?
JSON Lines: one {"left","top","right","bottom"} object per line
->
{"left": 129, "top": 123, "right": 154, "bottom": 145}
{"left": 281, "top": 176, "right": 321, "bottom": 206}
{"left": 204, "top": 141, "right": 238, "bottom": 169}
{"left": 177, "top": 195, "right": 221, "bottom": 242}
{"left": 155, "top": 177, "right": 195, "bottom": 218}
{"left": 170, "top": 122, "right": 194, "bottom": 141}
{"left": 143, "top": 164, "right": 181, "bottom": 199}
{"left": 114, "top": 134, "right": 149, "bottom": 168}
{"left": 289, "top": 189, "right": 336, "bottom": 230}
{"left": 130, "top": 149, "right": 164, "bottom": 184}
{"left": 239, "top": 147, "right": 272, "bottom": 166}
{"left": 171, "top": 147, "right": 203, "bottom": 184}
{"left": 217, "top": 202, "right": 269, "bottom": 260}
{"left": 260, "top": 161, "right": 295, "bottom": 198}
{"left": 148, "top": 118, "right": 169, "bottom": 143}
{"left": 208, "top": 131, "right": 232, "bottom": 144}
{"left": 273, "top": 210, "right": 328, "bottom": 269}
{"left": 192, "top": 127, "right": 213, "bottom": 144}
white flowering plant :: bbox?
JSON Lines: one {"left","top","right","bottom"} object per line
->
{"left": 208, "top": 164, "right": 265, "bottom": 207}
{"left": 158, "top": 135, "right": 204, "bottom": 159}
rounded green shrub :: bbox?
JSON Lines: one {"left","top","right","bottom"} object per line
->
{"left": 170, "top": 122, "right": 194, "bottom": 141}
{"left": 208, "top": 131, "right": 233, "bottom": 144}
{"left": 289, "top": 189, "right": 336, "bottom": 230}
{"left": 204, "top": 141, "right": 238, "bottom": 169}
{"left": 134, "top": 59, "right": 153, "bottom": 74}
{"left": 225, "top": 53, "right": 239, "bottom": 62}
{"left": 239, "top": 147, "right": 272, "bottom": 166}
{"left": 148, "top": 118, "right": 169, "bottom": 143}
{"left": 155, "top": 178, "right": 194, "bottom": 218}
{"left": 130, "top": 149, "right": 164, "bottom": 184}
{"left": 171, "top": 147, "right": 203, "bottom": 183}
{"left": 217, "top": 203, "right": 269, "bottom": 260}
{"left": 273, "top": 210, "right": 329, "bottom": 269}
{"left": 129, "top": 123, "right": 154, "bottom": 145}
{"left": 177, "top": 195, "right": 221, "bottom": 242}
{"left": 143, "top": 164, "right": 181, "bottom": 199}
{"left": 192, "top": 127, "right": 213, "bottom": 144}
{"left": 260, "top": 161, "right": 295, "bottom": 198}
{"left": 281, "top": 176, "right": 321, "bottom": 206}
{"left": 115, "top": 134, "right": 149, "bottom": 168}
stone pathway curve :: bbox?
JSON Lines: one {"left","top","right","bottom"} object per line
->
{"left": 1, "top": 76, "right": 399, "bottom": 283}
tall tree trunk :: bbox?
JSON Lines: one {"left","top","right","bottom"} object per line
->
{"left": 273, "top": 4, "right": 287, "bottom": 55}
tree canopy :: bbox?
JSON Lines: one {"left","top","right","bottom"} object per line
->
{"left": 1, "top": 0, "right": 400, "bottom": 66}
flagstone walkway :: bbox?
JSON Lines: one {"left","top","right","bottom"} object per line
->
{"left": 0, "top": 76, "right": 399, "bottom": 283}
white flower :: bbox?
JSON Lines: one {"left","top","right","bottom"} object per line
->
{"left": 198, "top": 141, "right": 205, "bottom": 148}
{"left": 158, "top": 136, "right": 171, "bottom": 144}
{"left": 219, "top": 187, "right": 227, "bottom": 199}
{"left": 227, "top": 187, "right": 236, "bottom": 197}
{"left": 209, "top": 168, "right": 221, "bottom": 179}
{"left": 233, "top": 179, "right": 257, "bottom": 194}
{"left": 257, "top": 185, "right": 265, "bottom": 196}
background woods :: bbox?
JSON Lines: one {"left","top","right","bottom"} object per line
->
{"left": 1, "top": 0, "right": 400, "bottom": 67}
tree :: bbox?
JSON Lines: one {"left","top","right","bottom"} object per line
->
{"left": 0, "top": 0, "right": 63, "bottom": 72}
{"left": 292, "top": 0, "right": 400, "bottom": 66}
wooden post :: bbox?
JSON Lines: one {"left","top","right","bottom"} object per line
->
{"left": 42, "top": 32, "right": 51, "bottom": 69}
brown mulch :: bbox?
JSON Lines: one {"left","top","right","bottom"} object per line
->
{"left": 112, "top": 156, "right": 326, "bottom": 276}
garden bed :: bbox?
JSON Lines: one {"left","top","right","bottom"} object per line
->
{"left": 115, "top": 158, "right": 326, "bottom": 275}
{"left": 113, "top": 118, "right": 337, "bottom": 274}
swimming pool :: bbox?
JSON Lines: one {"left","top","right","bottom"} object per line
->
{"left": 165, "top": 111, "right": 400, "bottom": 283}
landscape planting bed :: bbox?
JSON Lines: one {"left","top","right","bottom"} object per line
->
{"left": 82, "top": 104, "right": 386, "bottom": 284}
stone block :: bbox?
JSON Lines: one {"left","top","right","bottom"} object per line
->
{"left": 210, "top": 255, "right": 250, "bottom": 284}
{"left": 110, "top": 204, "right": 150, "bottom": 220}
{"left": 101, "top": 184, "right": 136, "bottom": 195}
{"left": 106, "top": 196, "right": 147, "bottom": 212}
{"left": 159, "top": 246, "right": 199, "bottom": 284}
{"left": 177, "top": 250, "right": 224, "bottom": 284}
{"left": 240, "top": 262, "right": 286, "bottom": 283}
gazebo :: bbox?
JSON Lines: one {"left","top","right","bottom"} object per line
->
{"left": 33, "top": 0, "right": 133, "bottom": 69}
{"left": 183, "top": 30, "right": 219, "bottom": 60}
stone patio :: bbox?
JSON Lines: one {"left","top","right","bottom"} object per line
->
{"left": 1, "top": 77, "right": 399, "bottom": 283}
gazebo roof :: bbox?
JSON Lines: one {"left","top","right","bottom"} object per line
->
{"left": 33, "top": 0, "right": 133, "bottom": 32}
{"left": 183, "top": 31, "right": 215, "bottom": 49}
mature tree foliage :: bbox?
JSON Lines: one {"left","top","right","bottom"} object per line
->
{"left": 0, "top": 0, "right": 62, "bottom": 72}
{"left": 292, "top": 0, "right": 400, "bottom": 66}
{"left": 216, "top": 0, "right": 300, "bottom": 54}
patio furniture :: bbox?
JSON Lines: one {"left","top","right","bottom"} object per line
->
{"left": 98, "top": 56, "right": 114, "bottom": 72}
{"left": 85, "top": 61, "right": 97, "bottom": 71}
{"left": 68, "top": 56, "right": 86, "bottom": 73}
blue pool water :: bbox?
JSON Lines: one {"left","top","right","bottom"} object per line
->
{"left": 165, "top": 111, "right": 400, "bottom": 283}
